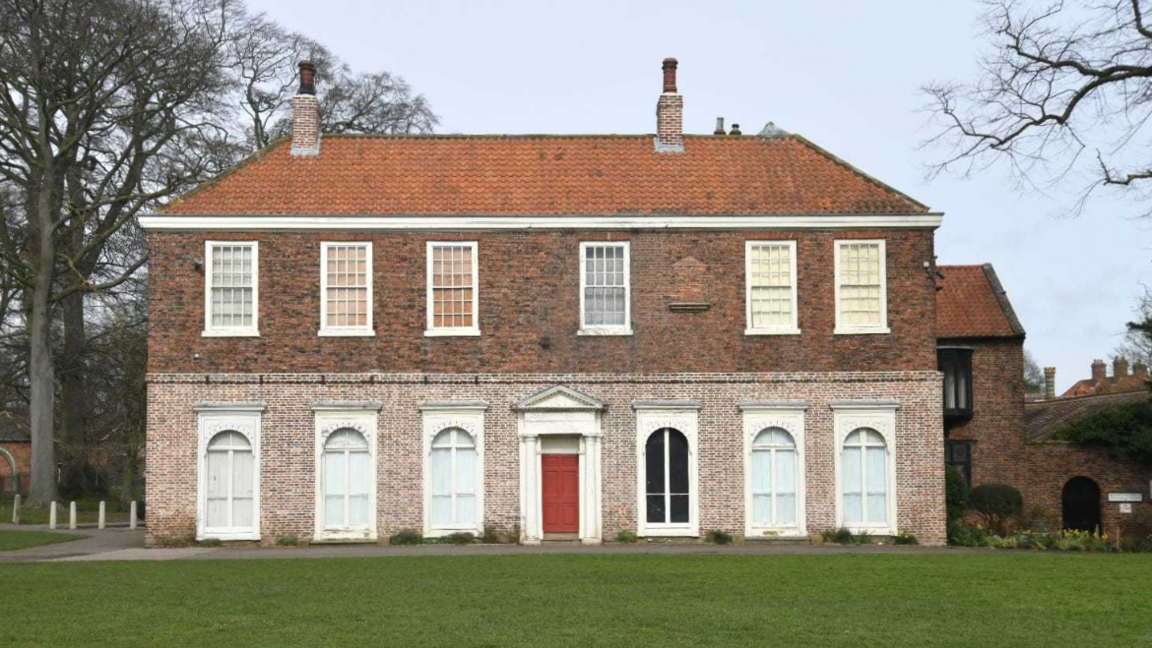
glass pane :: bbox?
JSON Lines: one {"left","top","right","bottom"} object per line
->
{"left": 324, "top": 452, "right": 345, "bottom": 497}
{"left": 668, "top": 430, "right": 689, "bottom": 494}
{"left": 232, "top": 450, "right": 254, "bottom": 499}
{"left": 455, "top": 429, "right": 475, "bottom": 449}
{"left": 431, "top": 449, "right": 451, "bottom": 495}
{"left": 232, "top": 496, "right": 253, "bottom": 528}
{"left": 431, "top": 495, "right": 452, "bottom": 527}
{"left": 349, "top": 452, "right": 370, "bottom": 496}
{"left": 456, "top": 494, "right": 476, "bottom": 525}
{"left": 349, "top": 495, "right": 369, "bottom": 527}
{"left": 753, "top": 494, "right": 772, "bottom": 526}
{"left": 645, "top": 432, "right": 664, "bottom": 495}
{"left": 325, "top": 495, "right": 344, "bottom": 527}
{"left": 776, "top": 450, "right": 796, "bottom": 496}
{"left": 842, "top": 446, "right": 862, "bottom": 524}
{"left": 206, "top": 451, "right": 228, "bottom": 528}
{"left": 432, "top": 429, "right": 453, "bottom": 448}
{"left": 866, "top": 447, "right": 887, "bottom": 524}
{"left": 751, "top": 450, "right": 772, "bottom": 495}
{"left": 456, "top": 447, "right": 477, "bottom": 495}
{"left": 777, "top": 494, "right": 797, "bottom": 525}
{"left": 670, "top": 494, "right": 689, "bottom": 523}
{"left": 646, "top": 494, "right": 665, "bottom": 524}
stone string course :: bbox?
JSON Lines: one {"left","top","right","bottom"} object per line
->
{"left": 146, "top": 371, "right": 946, "bottom": 546}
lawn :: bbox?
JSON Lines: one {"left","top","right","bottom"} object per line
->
{"left": 1, "top": 553, "right": 1151, "bottom": 647}
{"left": 0, "top": 529, "right": 83, "bottom": 552}
{"left": 0, "top": 494, "right": 130, "bottom": 526}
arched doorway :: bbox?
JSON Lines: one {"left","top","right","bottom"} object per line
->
{"left": 0, "top": 448, "right": 16, "bottom": 494}
{"left": 1062, "top": 477, "right": 1101, "bottom": 533}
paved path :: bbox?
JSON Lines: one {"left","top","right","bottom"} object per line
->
{"left": 2, "top": 524, "right": 979, "bottom": 563}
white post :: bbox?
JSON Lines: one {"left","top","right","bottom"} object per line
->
{"left": 49, "top": 501, "right": 57, "bottom": 530}
{"left": 129, "top": 501, "right": 137, "bottom": 530}
{"left": 12, "top": 493, "right": 20, "bottom": 524}
{"left": 69, "top": 501, "right": 77, "bottom": 530}
{"left": 98, "top": 501, "right": 106, "bottom": 530}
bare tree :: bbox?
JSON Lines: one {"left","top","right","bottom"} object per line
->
{"left": 1116, "top": 287, "right": 1152, "bottom": 364}
{"left": 0, "top": 0, "right": 233, "bottom": 505}
{"left": 1024, "top": 348, "right": 1046, "bottom": 394}
{"left": 924, "top": 1, "right": 1152, "bottom": 216}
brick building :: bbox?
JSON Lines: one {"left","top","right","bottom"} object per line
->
{"left": 141, "top": 58, "right": 951, "bottom": 546}
{"left": 0, "top": 412, "right": 30, "bottom": 494}
{"left": 935, "top": 265, "right": 1151, "bottom": 537}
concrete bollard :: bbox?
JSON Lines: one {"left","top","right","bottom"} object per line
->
{"left": 12, "top": 493, "right": 20, "bottom": 524}
{"left": 98, "top": 501, "right": 106, "bottom": 530}
{"left": 69, "top": 501, "right": 77, "bottom": 530}
{"left": 49, "top": 501, "right": 57, "bottom": 529}
{"left": 129, "top": 501, "right": 137, "bottom": 530}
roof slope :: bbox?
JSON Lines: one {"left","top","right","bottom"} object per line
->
{"left": 1026, "top": 391, "right": 1149, "bottom": 441}
{"left": 936, "top": 264, "right": 1025, "bottom": 339}
{"left": 163, "top": 134, "right": 929, "bottom": 216}
{"left": 1062, "top": 373, "right": 1151, "bottom": 398}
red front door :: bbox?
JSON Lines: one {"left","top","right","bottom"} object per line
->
{"left": 542, "top": 454, "right": 580, "bottom": 533}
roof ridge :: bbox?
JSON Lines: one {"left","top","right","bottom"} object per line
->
{"left": 1025, "top": 389, "right": 1150, "bottom": 408}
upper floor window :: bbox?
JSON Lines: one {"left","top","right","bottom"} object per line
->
{"left": 834, "top": 240, "right": 888, "bottom": 334}
{"left": 203, "top": 241, "right": 258, "bottom": 337}
{"left": 939, "top": 348, "right": 974, "bottom": 418}
{"left": 579, "top": 242, "right": 631, "bottom": 335}
{"left": 745, "top": 241, "right": 799, "bottom": 335}
{"left": 320, "top": 242, "right": 373, "bottom": 336}
{"left": 426, "top": 242, "right": 479, "bottom": 336}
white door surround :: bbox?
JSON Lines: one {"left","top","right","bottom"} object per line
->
{"left": 514, "top": 386, "right": 605, "bottom": 545}
{"left": 633, "top": 400, "right": 701, "bottom": 538}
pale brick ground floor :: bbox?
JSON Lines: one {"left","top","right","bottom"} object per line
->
{"left": 145, "top": 372, "right": 946, "bottom": 546}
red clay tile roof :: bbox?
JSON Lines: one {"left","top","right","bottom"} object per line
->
{"left": 1025, "top": 390, "right": 1149, "bottom": 441}
{"left": 935, "top": 264, "right": 1025, "bottom": 339}
{"left": 1061, "top": 374, "right": 1151, "bottom": 398}
{"left": 163, "top": 134, "right": 929, "bottom": 216}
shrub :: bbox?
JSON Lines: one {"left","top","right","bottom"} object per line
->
{"left": 968, "top": 483, "right": 1023, "bottom": 535}
{"left": 1056, "top": 399, "right": 1152, "bottom": 466}
{"left": 852, "top": 531, "right": 872, "bottom": 546}
{"left": 276, "top": 535, "right": 299, "bottom": 547}
{"left": 823, "top": 528, "right": 855, "bottom": 545}
{"left": 389, "top": 530, "right": 423, "bottom": 546}
{"left": 615, "top": 530, "right": 638, "bottom": 544}
{"left": 196, "top": 538, "right": 222, "bottom": 548}
{"left": 706, "top": 530, "right": 733, "bottom": 545}
{"left": 947, "top": 521, "right": 989, "bottom": 547}
{"left": 892, "top": 532, "right": 919, "bottom": 545}
{"left": 944, "top": 465, "right": 969, "bottom": 521}
{"left": 442, "top": 532, "right": 475, "bottom": 545}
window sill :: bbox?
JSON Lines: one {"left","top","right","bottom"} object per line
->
{"left": 312, "top": 531, "right": 378, "bottom": 543}
{"left": 833, "top": 327, "right": 891, "bottom": 336}
{"left": 637, "top": 526, "right": 698, "bottom": 538}
{"left": 577, "top": 327, "right": 633, "bottom": 336}
{"left": 746, "top": 529, "right": 809, "bottom": 539}
{"left": 844, "top": 525, "right": 897, "bottom": 536}
{"left": 424, "top": 526, "right": 483, "bottom": 538}
{"left": 318, "top": 329, "right": 376, "bottom": 337}
{"left": 198, "top": 530, "right": 260, "bottom": 542}
{"left": 201, "top": 330, "right": 260, "bottom": 338}
{"left": 744, "top": 327, "right": 802, "bottom": 336}
{"left": 424, "top": 328, "right": 481, "bottom": 337}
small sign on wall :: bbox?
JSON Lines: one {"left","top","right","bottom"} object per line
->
{"left": 1108, "top": 493, "right": 1143, "bottom": 503}
{"left": 1120, "top": 503, "right": 1133, "bottom": 514}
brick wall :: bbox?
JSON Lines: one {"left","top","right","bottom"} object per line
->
{"left": 0, "top": 441, "right": 31, "bottom": 493}
{"left": 145, "top": 371, "right": 946, "bottom": 546}
{"left": 148, "top": 229, "right": 938, "bottom": 374}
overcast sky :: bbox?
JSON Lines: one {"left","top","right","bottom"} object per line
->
{"left": 251, "top": 0, "right": 1152, "bottom": 391}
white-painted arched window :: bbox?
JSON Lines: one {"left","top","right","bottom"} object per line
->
{"left": 841, "top": 428, "right": 888, "bottom": 527}
{"left": 205, "top": 431, "right": 255, "bottom": 532}
{"left": 751, "top": 428, "right": 798, "bottom": 527}
{"left": 645, "top": 428, "right": 690, "bottom": 525}
{"left": 322, "top": 429, "right": 371, "bottom": 530}
{"left": 430, "top": 427, "right": 478, "bottom": 528}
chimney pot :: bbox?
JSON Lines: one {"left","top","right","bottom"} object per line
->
{"left": 1091, "top": 359, "right": 1107, "bottom": 382}
{"left": 298, "top": 60, "right": 316, "bottom": 96}
{"left": 714, "top": 117, "right": 725, "bottom": 136}
{"left": 1044, "top": 367, "right": 1056, "bottom": 401}
{"left": 662, "top": 58, "right": 678, "bottom": 93}
{"left": 730, "top": 123, "right": 742, "bottom": 136}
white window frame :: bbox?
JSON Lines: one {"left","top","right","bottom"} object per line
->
{"left": 833, "top": 239, "right": 889, "bottom": 335}
{"left": 831, "top": 401, "right": 899, "bottom": 535}
{"left": 420, "top": 402, "right": 487, "bottom": 537}
{"left": 578, "top": 241, "right": 632, "bottom": 335}
{"left": 741, "top": 403, "right": 807, "bottom": 538}
{"left": 195, "top": 405, "right": 263, "bottom": 541}
{"left": 313, "top": 406, "right": 379, "bottom": 543}
{"left": 744, "top": 240, "right": 800, "bottom": 335}
{"left": 425, "top": 241, "right": 480, "bottom": 337}
{"left": 634, "top": 403, "right": 700, "bottom": 537}
{"left": 319, "top": 242, "right": 375, "bottom": 337}
{"left": 202, "top": 241, "right": 260, "bottom": 337}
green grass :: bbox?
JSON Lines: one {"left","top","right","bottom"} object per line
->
{"left": 0, "top": 529, "right": 83, "bottom": 551}
{"left": 2, "top": 553, "right": 1151, "bottom": 647}
{"left": 0, "top": 494, "right": 130, "bottom": 526}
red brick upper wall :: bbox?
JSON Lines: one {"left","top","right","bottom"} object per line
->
{"left": 162, "top": 135, "right": 929, "bottom": 216}
{"left": 147, "top": 229, "right": 938, "bottom": 374}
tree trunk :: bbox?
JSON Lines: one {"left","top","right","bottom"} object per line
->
{"left": 60, "top": 290, "right": 89, "bottom": 494}
{"left": 26, "top": 220, "right": 57, "bottom": 506}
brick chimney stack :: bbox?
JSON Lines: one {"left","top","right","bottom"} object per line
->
{"left": 656, "top": 58, "right": 683, "bottom": 152}
{"left": 291, "top": 60, "right": 321, "bottom": 156}
{"left": 1091, "top": 359, "right": 1107, "bottom": 383}
{"left": 1044, "top": 367, "right": 1056, "bottom": 401}
{"left": 1113, "top": 357, "right": 1129, "bottom": 381}
{"left": 1134, "top": 361, "right": 1149, "bottom": 379}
